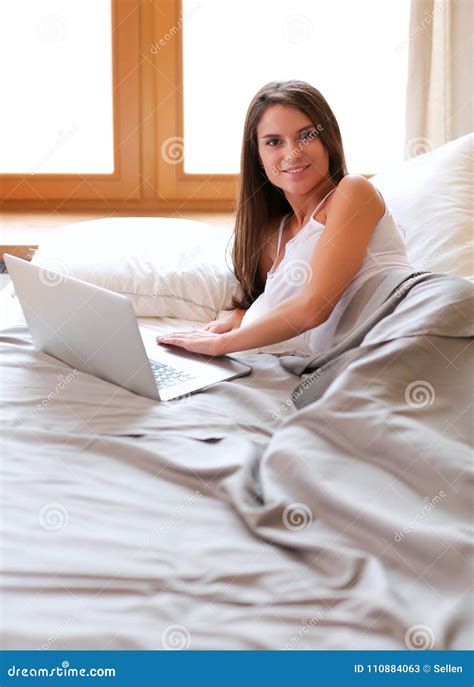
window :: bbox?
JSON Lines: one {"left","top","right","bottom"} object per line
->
{"left": 0, "top": 0, "right": 114, "bottom": 174}
{"left": 182, "top": 0, "right": 411, "bottom": 174}
{"left": 0, "top": 0, "right": 411, "bottom": 210}
{"left": 0, "top": 0, "right": 141, "bottom": 204}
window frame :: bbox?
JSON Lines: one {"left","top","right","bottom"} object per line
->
{"left": 151, "top": 0, "right": 236, "bottom": 209}
{"left": 0, "top": 0, "right": 141, "bottom": 206}
{"left": 0, "top": 0, "right": 374, "bottom": 213}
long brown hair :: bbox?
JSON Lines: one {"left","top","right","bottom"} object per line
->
{"left": 229, "top": 80, "right": 348, "bottom": 310}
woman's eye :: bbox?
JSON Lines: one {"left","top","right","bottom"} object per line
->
{"left": 266, "top": 130, "right": 317, "bottom": 146}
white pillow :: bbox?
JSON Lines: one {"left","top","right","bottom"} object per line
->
{"left": 369, "top": 132, "right": 473, "bottom": 280}
{"left": 31, "top": 217, "right": 243, "bottom": 320}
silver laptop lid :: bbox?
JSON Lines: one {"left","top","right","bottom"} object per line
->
{"left": 5, "top": 253, "right": 160, "bottom": 399}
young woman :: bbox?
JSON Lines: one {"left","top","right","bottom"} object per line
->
{"left": 157, "top": 80, "right": 413, "bottom": 356}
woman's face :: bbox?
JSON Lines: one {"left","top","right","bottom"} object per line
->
{"left": 256, "top": 105, "right": 329, "bottom": 195}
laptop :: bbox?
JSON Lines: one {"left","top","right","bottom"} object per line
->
{"left": 4, "top": 254, "right": 252, "bottom": 401}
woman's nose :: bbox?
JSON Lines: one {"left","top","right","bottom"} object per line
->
{"left": 281, "top": 151, "right": 303, "bottom": 169}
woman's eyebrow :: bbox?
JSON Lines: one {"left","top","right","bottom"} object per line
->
{"left": 260, "top": 125, "right": 314, "bottom": 139}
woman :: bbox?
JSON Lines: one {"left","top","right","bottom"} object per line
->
{"left": 157, "top": 80, "right": 413, "bottom": 357}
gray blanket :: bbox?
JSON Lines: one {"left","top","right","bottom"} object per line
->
{"left": 0, "top": 268, "right": 472, "bottom": 650}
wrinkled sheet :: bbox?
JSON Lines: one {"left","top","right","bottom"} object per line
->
{"left": 0, "top": 271, "right": 473, "bottom": 650}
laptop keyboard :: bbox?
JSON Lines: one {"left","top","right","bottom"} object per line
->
{"left": 149, "top": 360, "right": 197, "bottom": 389}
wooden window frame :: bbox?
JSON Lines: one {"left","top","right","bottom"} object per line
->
{"left": 0, "top": 0, "right": 371, "bottom": 213}
{"left": 0, "top": 0, "right": 142, "bottom": 208}
{"left": 150, "top": 0, "right": 236, "bottom": 209}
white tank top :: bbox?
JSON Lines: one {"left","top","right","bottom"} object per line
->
{"left": 263, "top": 187, "right": 414, "bottom": 355}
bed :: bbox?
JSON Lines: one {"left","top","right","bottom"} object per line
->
{"left": 1, "top": 134, "right": 472, "bottom": 651}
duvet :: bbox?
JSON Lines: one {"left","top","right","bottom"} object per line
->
{"left": 0, "top": 267, "right": 472, "bottom": 650}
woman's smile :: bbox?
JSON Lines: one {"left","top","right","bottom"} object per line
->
{"left": 282, "top": 164, "right": 310, "bottom": 176}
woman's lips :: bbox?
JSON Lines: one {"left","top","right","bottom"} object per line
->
{"left": 282, "top": 164, "right": 310, "bottom": 176}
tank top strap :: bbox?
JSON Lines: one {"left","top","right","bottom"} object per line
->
{"left": 312, "top": 187, "right": 337, "bottom": 220}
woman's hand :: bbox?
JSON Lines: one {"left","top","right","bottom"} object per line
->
{"left": 156, "top": 329, "right": 229, "bottom": 357}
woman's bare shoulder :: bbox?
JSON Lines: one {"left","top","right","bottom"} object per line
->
{"left": 328, "top": 175, "right": 385, "bottom": 222}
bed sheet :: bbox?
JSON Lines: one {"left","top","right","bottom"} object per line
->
{"left": 0, "top": 274, "right": 472, "bottom": 651}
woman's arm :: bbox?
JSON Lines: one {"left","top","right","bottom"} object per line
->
{"left": 201, "top": 308, "right": 246, "bottom": 333}
{"left": 218, "top": 177, "right": 384, "bottom": 354}
{"left": 157, "top": 176, "right": 384, "bottom": 357}
{"left": 217, "top": 292, "right": 324, "bottom": 354}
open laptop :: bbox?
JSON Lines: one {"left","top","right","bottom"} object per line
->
{"left": 4, "top": 254, "right": 252, "bottom": 401}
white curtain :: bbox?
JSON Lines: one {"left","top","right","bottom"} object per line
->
{"left": 404, "top": 0, "right": 473, "bottom": 158}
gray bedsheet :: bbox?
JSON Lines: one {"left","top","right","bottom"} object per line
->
{"left": 0, "top": 269, "right": 472, "bottom": 650}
